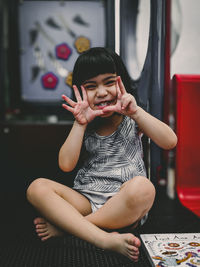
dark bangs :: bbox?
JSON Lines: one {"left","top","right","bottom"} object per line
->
{"left": 72, "top": 47, "right": 116, "bottom": 88}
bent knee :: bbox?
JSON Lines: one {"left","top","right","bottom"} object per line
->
{"left": 136, "top": 176, "right": 156, "bottom": 200}
{"left": 135, "top": 176, "right": 155, "bottom": 205}
{"left": 26, "top": 178, "right": 50, "bottom": 203}
{"left": 123, "top": 176, "right": 156, "bottom": 209}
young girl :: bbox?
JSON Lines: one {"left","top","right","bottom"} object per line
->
{"left": 27, "top": 47, "right": 177, "bottom": 262}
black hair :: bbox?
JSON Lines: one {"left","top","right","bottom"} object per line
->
{"left": 72, "top": 47, "right": 133, "bottom": 94}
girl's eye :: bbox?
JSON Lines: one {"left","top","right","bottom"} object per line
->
{"left": 84, "top": 85, "right": 96, "bottom": 90}
{"left": 105, "top": 80, "right": 116, "bottom": 86}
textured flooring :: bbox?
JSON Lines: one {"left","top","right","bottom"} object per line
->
{"left": 0, "top": 186, "right": 199, "bottom": 267}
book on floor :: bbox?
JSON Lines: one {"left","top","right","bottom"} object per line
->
{"left": 140, "top": 233, "right": 200, "bottom": 267}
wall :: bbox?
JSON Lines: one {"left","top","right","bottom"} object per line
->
{"left": 170, "top": 0, "right": 200, "bottom": 77}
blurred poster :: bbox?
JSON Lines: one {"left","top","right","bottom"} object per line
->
{"left": 18, "top": 1, "right": 106, "bottom": 103}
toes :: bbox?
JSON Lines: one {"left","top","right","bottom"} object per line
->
{"left": 34, "top": 217, "right": 46, "bottom": 225}
{"left": 33, "top": 217, "right": 60, "bottom": 242}
{"left": 38, "top": 231, "right": 48, "bottom": 237}
{"left": 35, "top": 223, "right": 46, "bottom": 230}
{"left": 127, "top": 244, "right": 139, "bottom": 253}
{"left": 126, "top": 251, "right": 137, "bottom": 261}
{"left": 128, "top": 235, "right": 141, "bottom": 248}
{"left": 127, "top": 250, "right": 139, "bottom": 262}
{"left": 126, "top": 236, "right": 140, "bottom": 261}
{"left": 36, "top": 228, "right": 47, "bottom": 234}
{"left": 133, "top": 236, "right": 141, "bottom": 247}
{"left": 127, "top": 249, "right": 139, "bottom": 257}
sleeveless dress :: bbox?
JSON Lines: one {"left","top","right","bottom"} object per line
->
{"left": 73, "top": 115, "right": 147, "bottom": 194}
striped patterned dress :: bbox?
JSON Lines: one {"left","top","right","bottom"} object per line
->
{"left": 73, "top": 116, "right": 147, "bottom": 193}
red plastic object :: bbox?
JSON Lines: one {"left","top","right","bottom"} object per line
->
{"left": 174, "top": 74, "right": 200, "bottom": 217}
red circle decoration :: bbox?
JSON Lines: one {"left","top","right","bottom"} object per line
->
{"left": 56, "top": 43, "right": 72, "bottom": 60}
{"left": 41, "top": 72, "right": 58, "bottom": 89}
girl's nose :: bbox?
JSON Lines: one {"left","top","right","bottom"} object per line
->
{"left": 96, "top": 85, "right": 108, "bottom": 97}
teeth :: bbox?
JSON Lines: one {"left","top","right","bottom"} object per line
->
{"left": 97, "top": 101, "right": 110, "bottom": 106}
{"left": 99, "top": 102, "right": 108, "bottom": 106}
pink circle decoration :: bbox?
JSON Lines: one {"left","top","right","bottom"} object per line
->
{"left": 56, "top": 43, "right": 72, "bottom": 60}
{"left": 41, "top": 72, "right": 58, "bottom": 89}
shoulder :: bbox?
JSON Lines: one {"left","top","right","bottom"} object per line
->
{"left": 120, "top": 116, "right": 137, "bottom": 137}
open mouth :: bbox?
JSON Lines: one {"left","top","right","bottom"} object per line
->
{"left": 95, "top": 100, "right": 115, "bottom": 109}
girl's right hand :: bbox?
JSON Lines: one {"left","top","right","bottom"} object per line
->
{"left": 62, "top": 85, "right": 104, "bottom": 125}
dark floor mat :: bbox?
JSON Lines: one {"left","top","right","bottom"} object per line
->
{"left": 0, "top": 232, "right": 150, "bottom": 267}
{"left": 0, "top": 186, "right": 199, "bottom": 267}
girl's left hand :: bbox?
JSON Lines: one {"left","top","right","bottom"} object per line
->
{"left": 102, "top": 76, "right": 138, "bottom": 117}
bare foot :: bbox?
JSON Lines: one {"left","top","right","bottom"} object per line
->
{"left": 33, "top": 218, "right": 140, "bottom": 261}
{"left": 103, "top": 232, "right": 141, "bottom": 262}
{"left": 34, "top": 217, "right": 63, "bottom": 241}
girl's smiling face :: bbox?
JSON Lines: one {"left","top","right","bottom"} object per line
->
{"left": 82, "top": 73, "right": 117, "bottom": 117}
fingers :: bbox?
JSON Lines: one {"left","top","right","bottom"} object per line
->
{"left": 116, "top": 82, "right": 122, "bottom": 100}
{"left": 62, "top": 103, "right": 74, "bottom": 113}
{"left": 117, "top": 76, "right": 126, "bottom": 95}
{"left": 101, "top": 105, "right": 116, "bottom": 113}
{"left": 121, "top": 94, "right": 133, "bottom": 110}
{"left": 73, "top": 85, "right": 82, "bottom": 102}
{"left": 61, "top": 94, "right": 76, "bottom": 113}
{"left": 81, "top": 85, "right": 88, "bottom": 101}
{"left": 62, "top": 94, "right": 76, "bottom": 107}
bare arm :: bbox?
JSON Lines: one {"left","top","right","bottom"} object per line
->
{"left": 131, "top": 107, "right": 177, "bottom": 150}
{"left": 102, "top": 76, "right": 177, "bottom": 150}
{"left": 58, "top": 121, "right": 87, "bottom": 172}
{"left": 59, "top": 85, "right": 104, "bottom": 172}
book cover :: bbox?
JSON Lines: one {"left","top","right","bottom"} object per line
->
{"left": 140, "top": 233, "right": 200, "bottom": 267}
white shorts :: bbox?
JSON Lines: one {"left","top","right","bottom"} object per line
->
{"left": 76, "top": 188, "right": 148, "bottom": 226}
{"left": 77, "top": 189, "right": 118, "bottom": 213}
